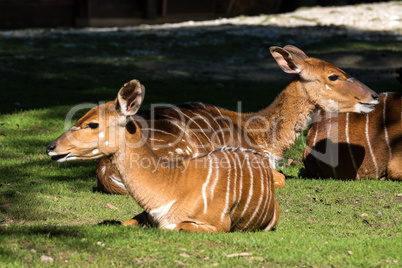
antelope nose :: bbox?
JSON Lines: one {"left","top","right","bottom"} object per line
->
{"left": 46, "top": 142, "right": 56, "bottom": 155}
{"left": 372, "top": 93, "right": 379, "bottom": 101}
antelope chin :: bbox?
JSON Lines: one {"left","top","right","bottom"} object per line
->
{"left": 354, "top": 102, "right": 376, "bottom": 114}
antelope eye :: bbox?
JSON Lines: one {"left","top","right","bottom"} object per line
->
{"left": 328, "top": 75, "right": 339, "bottom": 81}
{"left": 87, "top": 123, "right": 99, "bottom": 129}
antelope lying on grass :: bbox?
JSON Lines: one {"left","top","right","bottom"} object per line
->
{"left": 96, "top": 45, "right": 379, "bottom": 194}
{"left": 303, "top": 92, "right": 402, "bottom": 180}
{"left": 46, "top": 81, "right": 280, "bottom": 232}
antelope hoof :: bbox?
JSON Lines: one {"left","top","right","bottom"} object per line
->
{"left": 272, "top": 170, "right": 286, "bottom": 189}
{"left": 123, "top": 219, "right": 140, "bottom": 227}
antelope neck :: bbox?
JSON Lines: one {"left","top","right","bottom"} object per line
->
{"left": 244, "top": 80, "right": 316, "bottom": 157}
{"left": 111, "top": 117, "right": 179, "bottom": 212}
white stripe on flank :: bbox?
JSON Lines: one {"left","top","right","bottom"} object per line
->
{"left": 252, "top": 163, "right": 269, "bottom": 230}
{"left": 101, "top": 165, "right": 106, "bottom": 175}
{"left": 264, "top": 201, "right": 277, "bottom": 231}
{"left": 202, "top": 156, "right": 214, "bottom": 214}
{"left": 243, "top": 160, "right": 265, "bottom": 230}
{"left": 163, "top": 113, "right": 208, "bottom": 147}
{"left": 148, "top": 138, "right": 165, "bottom": 142}
{"left": 256, "top": 165, "right": 272, "bottom": 230}
{"left": 231, "top": 153, "right": 243, "bottom": 218}
{"left": 221, "top": 151, "right": 231, "bottom": 222}
{"left": 109, "top": 175, "right": 126, "bottom": 189}
{"left": 310, "top": 110, "right": 321, "bottom": 168}
{"left": 345, "top": 113, "right": 360, "bottom": 180}
{"left": 186, "top": 111, "right": 215, "bottom": 147}
{"left": 176, "top": 109, "right": 212, "bottom": 142}
{"left": 166, "top": 120, "right": 190, "bottom": 138}
{"left": 209, "top": 155, "right": 220, "bottom": 201}
{"left": 213, "top": 106, "right": 231, "bottom": 130}
{"left": 365, "top": 114, "right": 379, "bottom": 178}
{"left": 199, "top": 110, "right": 225, "bottom": 144}
{"left": 313, "top": 110, "right": 320, "bottom": 146}
{"left": 166, "top": 119, "right": 206, "bottom": 146}
{"left": 263, "top": 168, "right": 276, "bottom": 231}
{"left": 239, "top": 155, "right": 254, "bottom": 230}
{"left": 326, "top": 116, "right": 337, "bottom": 177}
{"left": 141, "top": 128, "right": 176, "bottom": 137}
{"left": 229, "top": 152, "right": 238, "bottom": 209}
{"left": 383, "top": 93, "right": 392, "bottom": 161}
{"left": 193, "top": 112, "right": 214, "bottom": 131}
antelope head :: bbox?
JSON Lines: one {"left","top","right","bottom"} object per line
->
{"left": 46, "top": 80, "right": 145, "bottom": 162}
{"left": 269, "top": 45, "right": 379, "bottom": 113}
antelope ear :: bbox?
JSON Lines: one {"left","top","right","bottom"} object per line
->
{"left": 283, "top": 45, "right": 308, "bottom": 60}
{"left": 117, "top": 79, "right": 145, "bottom": 116}
{"left": 270, "top": 45, "right": 307, "bottom": 74}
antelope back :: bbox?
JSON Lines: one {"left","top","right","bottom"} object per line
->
{"left": 137, "top": 103, "right": 250, "bottom": 158}
{"left": 96, "top": 103, "right": 262, "bottom": 194}
{"left": 303, "top": 93, "right": 402, "bottom": 180}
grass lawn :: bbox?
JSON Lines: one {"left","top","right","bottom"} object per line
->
{"left": 0, "top": 25, "right": 401, "bottom": 267}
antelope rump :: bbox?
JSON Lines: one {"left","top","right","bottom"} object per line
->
{"left": 303, "top": 92, "right": 402, "bottom": 181}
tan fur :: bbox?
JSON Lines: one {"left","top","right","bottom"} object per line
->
{"left": 47, "top": 81, "right": 280, "bottom": 232}
{"left": 303, "top": 93, "right": 402, "bottom": 180}
{"left": 97, "top": 45, "right": 379, "bottom": 194}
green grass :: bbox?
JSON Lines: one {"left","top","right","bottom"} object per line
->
{"left": 1, "top": 26, "right": 401, "bottom": 267}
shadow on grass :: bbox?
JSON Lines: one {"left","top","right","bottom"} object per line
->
{"left": 1, "top": 26, "right": 401, "bottom": 115}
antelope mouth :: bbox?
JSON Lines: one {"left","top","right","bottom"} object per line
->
{"left": 360, "top": 102, "right": 376, "bottom": 110}
{"left": 50, "top": 153, "right": 75, "bottom": 162}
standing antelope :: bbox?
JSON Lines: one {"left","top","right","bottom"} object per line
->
{"left": 303, "top": 92, "right": 402, "bottom": 180}
{"left": 96, "top": 45, "right": 379, "bottom": 195}
{"left": 46, "top": 81, "right": 280, "bottom": 232}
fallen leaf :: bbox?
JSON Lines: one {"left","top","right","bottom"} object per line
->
{"left": 40, "top": 255, "right": 54, "bottom": 263}
{"left": 348, "top": 250, "right": 353, "bottom": 255}
{"left": 174, "top": 260, "right": 185, "bottom": 266}
{"left": 39, "top": 154, "right": 43, "bottom": 160}
{"left": 315, "top": 186, "right": 323, "bottom": 192}
{"left": 180, "top": 253, "right": 190, "bottom": 258}
{"left": 226, "top": 252, "right": 253, "bottom": 258}
{"left": 106, "top": 203, "right": 118, "bottom": 210}
{"left": 96, "top": 241, "right": 105, "bottom": 247}
{"left": 360, "top": 213, "right": 368, "bottom": 217}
